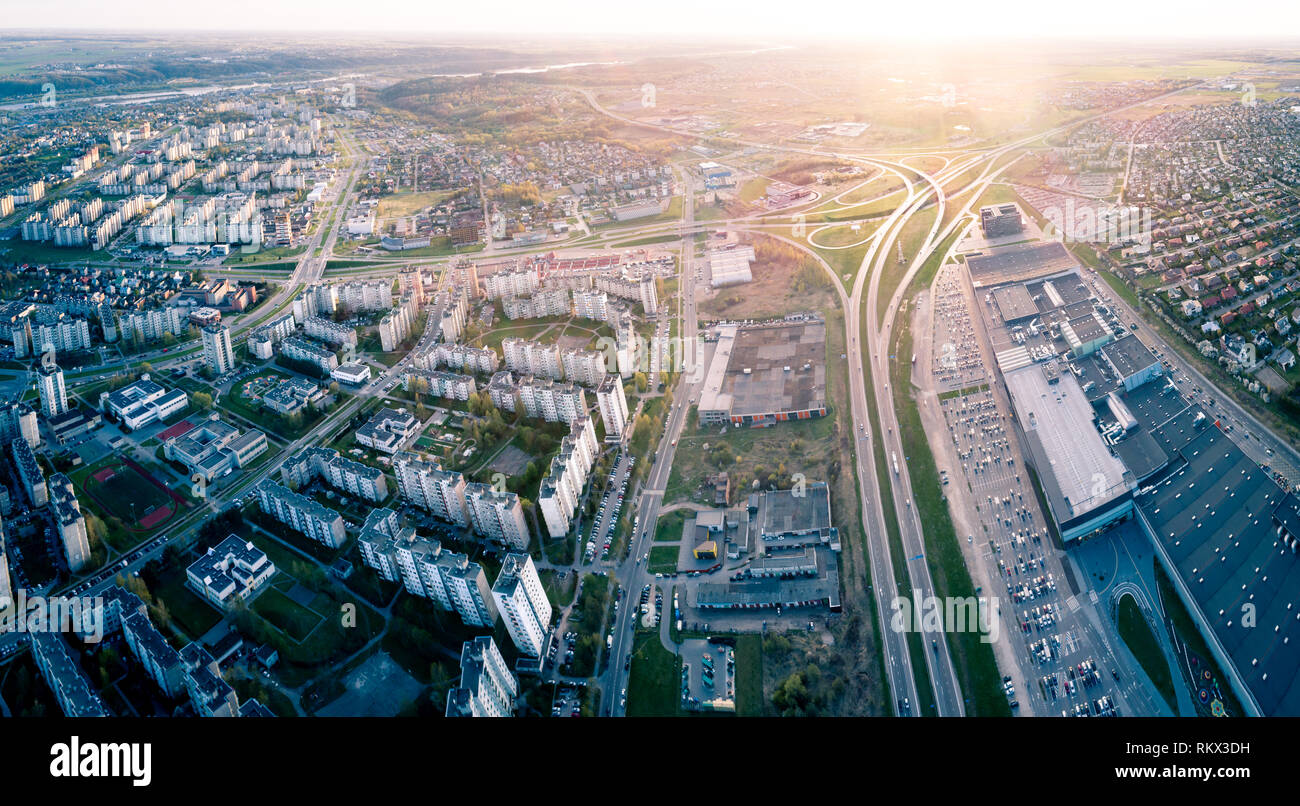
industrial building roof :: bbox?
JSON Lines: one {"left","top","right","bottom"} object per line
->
{"left": 699, "top": 321, "right": 826, "bottom": 421}
{"left": 1004, "top": 365, "right": 1131, "bottom": 523}
{"left": 967, "top": 241, "right": 1078, "bottom": 288}
{"left": 1138, "top": 426, "right": 1300, "bottom": 716}
{"left": 1100, "top": 335, "right": 1159, "bottom": 381}
{"left": 991, "top": 285, "right": 1038, "bottom": 323}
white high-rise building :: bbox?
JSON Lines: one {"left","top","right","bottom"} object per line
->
{"left": 491, "top": 553, "right": 551, "bottom": 658}
{"left": 464, "top": 483, "right": 530, "bottom": 550}
{"left": 561, "top": 348, "right": 606, "bottom": 387}
{"left": 502, "top": 338, "right": 563, "bottom": 380}
{"left": 202, "top": 323, "right": 234, "bottom": 375}
{"left": 597, "top": 374, "right": 629, "bottom": 442}
{"left": 446, "top": 636, "right": 517, "bottom": 717}
{"left": 639, "top": 275, "right": 658, "bottom": 316}
{"left": 49, "top": 474, "right": 90, "bottom": 573}
{"left": 536, "top": 415, "right": 599, "bottom": 538}
{"left": 392, "top": 452, "right": 469, "bottom": 526}
{"left": 37, "top": 363, "right": 68, "bottom": 419}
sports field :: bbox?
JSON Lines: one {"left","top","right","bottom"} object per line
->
{"left": 79, "top": 459, "right": 181, "bottom": 530}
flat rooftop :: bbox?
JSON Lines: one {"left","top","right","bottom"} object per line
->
{"left": 967, "top": 241, "right": 1078, "bottom": 289}
{"left": 1100, "top": 334, "right": 1159, "bottom": 380}
{"left": 991, "top": 285, "right": 1038, "bottom": 323}
{"left": 1004, "top": 365, "right": 1131, "bottom": 522}
{"left": 1138, "top": 426, "right": 1300, "bottom": 716}
{"left": 700, "top": 320, "right": 826, "bottom": 420}
{"left": 758, "top": 484, "right": 833, "bottom": 539}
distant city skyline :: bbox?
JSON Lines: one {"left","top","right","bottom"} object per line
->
{"left": 1, "top": 0, "right": 1298, "bottom": 40}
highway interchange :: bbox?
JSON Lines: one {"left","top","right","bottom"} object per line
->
{"left": 8, "top": 73, "right": 1300, "bottom": 717}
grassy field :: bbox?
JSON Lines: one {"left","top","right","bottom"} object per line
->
{"left": 252, "top": 583, "right": 327, "bottom": 643}
{"left": 835, "top": 174, "right": 907, "bottom": 206}
{"left": 376, "top": 189, "right": 458, "bottom": 219}
{"left": 74, "top": 459, "right": 177, "bottom": 530}
{"left": 734, "top": 634, "right": 763, "bottom": 717}
{"left": 223, "top": 245, "right": 305, "bottom": 265}
{"left": 809, "top": 221, "right": 879, "bottom": 249}
{"left": 1064, "top": 58, "right": 1256, "bottom": 82}
{"left": 739, "top": 177, "right": 770, "bottom": 203}
{"left": 664, "top": 411, "right": 835, "bottom": 506}
{"left": 647, "top": 545, "right": 680, "bottom": 575}
{"left": 876, "top": 206, "right": 937, "bottom": 327}
{"left": 153, "top": 571, "right": 223, "bottom": 642}
{"left": 626, "top": 631, "right": 682, "bottom": 717}
{"left": 1116, "top": 593, "right": 1176, "bottom": 711}
{"left": 654, "top": 510, "right": 688, "bottom": 542}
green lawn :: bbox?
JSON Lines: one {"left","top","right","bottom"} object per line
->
{"left": 1116, "top": 593, "right": 1176, "bottom": 711}
{"left": 654, "top": 510, "right": 688, "bottom": 542}
{"left": 734, "top": 635, "right": 764, "bottom": 717}
{"left": 153, "top": 573, "right": 223, "bottom": 642}
{"left": 626, "top": 631, "right": 682, "bottom": 717}
{"left": 252, "top": 584, "right": 326, "bottom": 643}
{"left": 647, "top": 545, "right": 680, "bottom": 575}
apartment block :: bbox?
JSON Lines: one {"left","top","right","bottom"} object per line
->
{"left": 393, "top": 452, "right": 468, "bottom": 525}
{"left": 281, "top": 446, "right": 389, "bottom": 502}
{"left": 302, "top": 315, "right": 357, "bottom": 348}
{"left": 596, "top": 374, "right": 630, "bottom": 441}
{"left": 357, "top": 511, "right": 498, "bottom": 627}
{"left": 12, "top": 436, "right": 47, "bottom": 506}
{"left": 255, "top": 479, "right": 346, "bottom": 548}
{"left": 446, "top": 636, "right": 517, "bottom": 717}
{"left": 517, "top": 376, "right": 587, "bottom": 424}
{"left": 280, "top": 335, "right": 339, "bottom": 373}
{"left": 491, "top": 553, "right": 552, "bottom": 658}
{"left": 464, "top": 483, "right": 531, "bottom": 550}
{"left": 502, "top": 337, "right": 563, "bottom": 380}
{"left": 49, "top": 473, "right": 90, "bottom": 573}
{"left": 202, "top": 323, "right": 235, "bottom": 375}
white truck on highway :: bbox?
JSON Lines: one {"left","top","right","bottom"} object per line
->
{"left": 892, "top": 452, "right": 900, "bottom": 476}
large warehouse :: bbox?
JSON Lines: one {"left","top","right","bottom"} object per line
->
{"left": 1136, "top": 424, "right": 1300, "bottom": 716}
{"left": 698, "top": 319, "right": 827, "bottom": 427}
{"left": 1003, "top": 363, "right": 1136, "bottom": 541}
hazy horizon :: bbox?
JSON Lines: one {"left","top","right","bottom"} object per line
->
{"left": 1, "top": 0, "right": 1299, "bottom": 41}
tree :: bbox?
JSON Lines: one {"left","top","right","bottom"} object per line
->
{"left": 192, "top": 391, "right": 214, "bottom": 411}
{"left": 85, "top": 512, "right": 109, "bottom": 547}
{"left": 634, "top": 372, "right": 648, "bottom": 393}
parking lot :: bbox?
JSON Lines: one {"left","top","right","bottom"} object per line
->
{"left": 679, "top": 638, "right": 734, "bottom": 710}
{"left": 585, "top": 450, "right": 633, "bottom": 564}
{"left": 919, "top": 260, "right": 1168, "bottom": 717}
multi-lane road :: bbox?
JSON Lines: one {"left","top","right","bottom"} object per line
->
{"left": 601, "top": 174, "right": 706, "bottom": 715}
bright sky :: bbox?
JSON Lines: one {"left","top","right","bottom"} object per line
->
{"left": 1, "top": 0, "right": 1298, "bottom": 39}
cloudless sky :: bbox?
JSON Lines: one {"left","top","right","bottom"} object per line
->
{"left": 1, "top": 0, "right": 1298, "bottom": 40}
